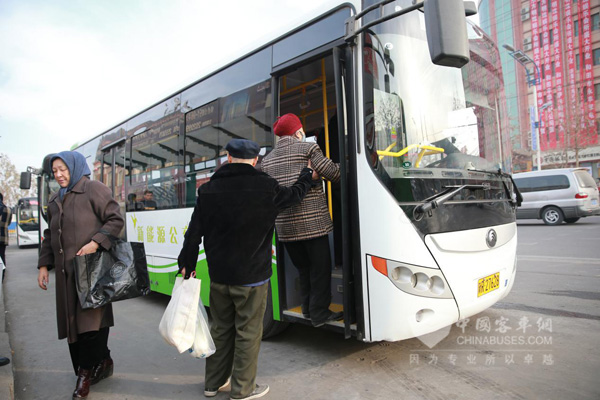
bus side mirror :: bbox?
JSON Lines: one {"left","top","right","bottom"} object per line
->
{"left": 20, "top": 172, "right": 32, "bottom": 190}
{"left": 42, "top": 154, "right": 54, "bottom": 176}
{"left": 424, "top": 0, "right": 470, "bottom": 68}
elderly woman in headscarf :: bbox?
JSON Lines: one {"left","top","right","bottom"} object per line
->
{"left": 37, "top": 151, "right": 124, "bottom": 400}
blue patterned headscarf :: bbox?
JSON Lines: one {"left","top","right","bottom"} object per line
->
{"left": 50, "top": 151, "right": 91, "bottom": 200}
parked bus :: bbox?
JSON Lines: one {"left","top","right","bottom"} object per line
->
{"left": 23, "top": 0, "right": 520, "bottom": 342}
{"left": 15, "top": 197, "right": 40, "bottom": 248}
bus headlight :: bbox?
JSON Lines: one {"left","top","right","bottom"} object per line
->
{"left": 370, "top": 255, "right": 453, "bottom": 299}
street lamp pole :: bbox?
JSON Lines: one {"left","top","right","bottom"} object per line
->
{"left": 503, "top": 44, "right": 543, "bottom": 171}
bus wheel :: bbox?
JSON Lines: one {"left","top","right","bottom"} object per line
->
{"left": 542, "top": 206, "right": 563, "bottom": 225}
{"left": 262, "top": 283, "right": 289, "bottom": 339}
{"left": 564, "top": 217, "right": 580, "bottom": 224}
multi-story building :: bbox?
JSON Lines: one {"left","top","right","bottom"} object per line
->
{"left": 479, "top": 0, "right": 600, "bottom": 178}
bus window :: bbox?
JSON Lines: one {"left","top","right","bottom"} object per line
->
{"left": 184, "top": 100, "right": 220, "bottom": 206}
{"left": 183, "top": 79, "right": 273, "bottom": 206}
{"left": 130, "top": 124, "right": 182, "bottom": 210}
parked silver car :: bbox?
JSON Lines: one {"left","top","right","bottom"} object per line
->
{"left": 513, "top": 168, "right": 600, "bottom": 225}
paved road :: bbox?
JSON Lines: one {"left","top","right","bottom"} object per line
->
{"left": 3, "top": 216, "right": 600, "bottom": 399}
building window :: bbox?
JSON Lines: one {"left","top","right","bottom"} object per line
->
{"left": 541, "top": 63, "right": 546, "bottom": 80}
{"left": 555, "top": 127, "right": 560, "bottom": 142}
{"left": 551, "top": 61, "right": 555, "bottom": 77}
{"left": 574, "top": 20, "right": 579, "bottom": 37}
{"left": 547, "top": 0, "right": 551, "bottom": 12}
{"left": 549, "top": 29, "right": 553, "bottom": 45}
{"left": 539, "top": 33, "right": 543, "bottom": 47}
{"left": 595, "top": 83, "right": 600, "bottom": 100}
{"left": 594, "top": 48, "right": 600, "bottom": 66}
{"left": 553, "top": 92, "right": 557, "bottom": 105}
{"left": 593, "top": 13, "right": 600, "bottom": 31}
{"left": 576, "top": 53, "right": 580, "bottom": 70}
{"left": 537, "top": 1, "right": 542, "bottom": 16}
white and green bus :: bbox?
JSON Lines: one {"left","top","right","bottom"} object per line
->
{"left": 25, "top": 0, "right": 520, "bottom": 342}
{"left": 15, "top": 197, "right": 40, "bottom": 248}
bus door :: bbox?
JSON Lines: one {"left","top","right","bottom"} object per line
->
{"left": 97, "top": 139, "right": 127, "bottom": 218}
{"left": 273, "top": 50, "right": 356, "bottom": 338}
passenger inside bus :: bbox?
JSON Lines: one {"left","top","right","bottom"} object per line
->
{"left": 126, "top": 194, "right": 143, "bottom": 211}
{"left": 142, "top": 190, "right": 158, "bottom": 210}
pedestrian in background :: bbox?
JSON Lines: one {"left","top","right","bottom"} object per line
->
{"left": 37, "top": 151, "right": 124, "bottom": 400}
{"left": 0, "top": 195, "right": 10, "bottom": 367}
{"left": 0, "top": 192, "right": 12, "bottom": 282}
{"left": 261, "top": 113, "right": 343, "bottom": 327}
{"left": 178, "top": 139, "right": 314, "bottom": 400}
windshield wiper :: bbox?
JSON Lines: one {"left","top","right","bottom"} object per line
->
{"left": 414, "top": 184, "right": 488, "bottom": 220}
{"left": 464, "top": 167, "right": 523, "bottom": 207}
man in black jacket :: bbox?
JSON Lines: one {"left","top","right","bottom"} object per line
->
{"left": 178, "top": 139, "right": 314, "bottom": 400}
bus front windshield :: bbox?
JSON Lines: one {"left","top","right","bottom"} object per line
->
{"left": 17, "top": 198, "right": 39, "bottom": 232}
{"left": 363, "top": 1, "right": 512, "bottom": 208}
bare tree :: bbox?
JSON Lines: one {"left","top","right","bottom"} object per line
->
{"left": 0, "top": 153, "right": 37, "bottom": 207}
{"left": 553, "top": 84, "right": 597, "bottom": 168}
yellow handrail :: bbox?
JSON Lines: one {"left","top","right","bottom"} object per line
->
{"left": 376, "top": 143, "right": 444, "bottom": 158}
{"left": 378, "top": 142, "right": 398, "bottom": 161}
{"left": 377, "top": 144, "right": 445, "bottom": 168}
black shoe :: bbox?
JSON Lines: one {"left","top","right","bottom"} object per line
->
{"left": 0, "top": 357, "right": 10, "bottom": 366}
{"left": 90, "top": 357, "right": 113, "bottom": 385}
{"left": 312, "top": 311, "right": 343, "bottom": 327}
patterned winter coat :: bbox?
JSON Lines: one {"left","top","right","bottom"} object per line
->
{"left": 261, "top": 136, "right": 340, "bottom": 242}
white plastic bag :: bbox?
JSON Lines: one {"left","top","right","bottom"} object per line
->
{"left": 159, "top": 276, "right": 201, "bottom": 353}
{"left": 188, "top": 298, "right": 216, "bottom": 358}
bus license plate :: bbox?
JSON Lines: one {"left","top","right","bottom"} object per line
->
{"left": 477, "top": 273, "right": 500, "bottom": 297}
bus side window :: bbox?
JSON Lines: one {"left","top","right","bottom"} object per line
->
{"left": 130, "top": 129, "right": 182, "bottom": 210}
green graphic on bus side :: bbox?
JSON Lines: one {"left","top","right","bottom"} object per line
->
{"left": 147, "top": 236, "right": 281, "bottom": 321}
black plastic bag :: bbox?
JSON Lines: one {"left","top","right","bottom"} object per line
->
{"left": 73, "top": 240, "right": 150, "bottom": 309}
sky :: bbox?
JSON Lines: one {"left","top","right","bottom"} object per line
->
{"left": 0, "top": 0, "right": 332, "bottom": 174}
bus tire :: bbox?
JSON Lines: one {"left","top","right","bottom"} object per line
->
{"left": 262, "top": 283, "right": 288, "bottom": 339}
{"left": 542, "top": 206, "right": 563, "bottom": 225}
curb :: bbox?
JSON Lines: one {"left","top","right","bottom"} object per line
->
{"left": 0, "top": 278, "right": 15, "bottom": 400}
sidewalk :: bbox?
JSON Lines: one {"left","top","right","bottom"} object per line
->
{"left": 0, "top": 271, "right": 15, "bottom": 400}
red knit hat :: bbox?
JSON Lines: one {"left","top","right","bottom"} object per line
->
{"left": 273, "top": 113, "right": 302, "bottom": 136}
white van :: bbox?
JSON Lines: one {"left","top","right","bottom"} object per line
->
{"left": 513, "top": 168, "right": 600, "bottom": 225}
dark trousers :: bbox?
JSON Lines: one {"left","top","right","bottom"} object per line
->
{"left": 68, "top": 327, "right": 110, "bottom": 374}
{"left": 206, "top": 282, "right": 268, "bottom": 399}
{"left": 284, "top": 235, "right": 332, "bottom": 323}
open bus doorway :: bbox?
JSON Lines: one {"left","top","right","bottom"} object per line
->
{"left": 272, "top": 54, "right": 349, "bottom": 333}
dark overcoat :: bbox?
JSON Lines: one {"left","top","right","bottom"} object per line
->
{"left": 178, "top": 163, "right": 313, "bottom": 285}
{"left": 38, "top": 176, "right": 124, "bottom": 343}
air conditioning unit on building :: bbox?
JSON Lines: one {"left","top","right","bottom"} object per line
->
{"left": 521, "top": 9, "right": 530, "bottom": 21}
{"left": 524, "top": 43, "right": 533, "bottom": 51}
{"left": 523, "top": 37, "right": 532, "bottom": 45}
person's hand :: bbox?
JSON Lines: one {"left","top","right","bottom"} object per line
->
{"left": 307, "top": 160, "right": 320, "bottom": 180}
{"left": 38, "top": 266, "right": 49, "bottom": 290}
{"left": 76, "top": 240, "right": 99, "bottom": 256}
{"left": 179, "top": 268, "right": 195, "bottom": 279}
